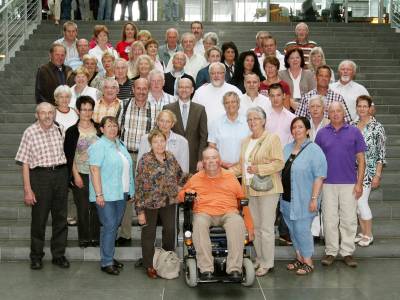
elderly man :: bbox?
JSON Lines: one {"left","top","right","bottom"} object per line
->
{"left": 208, "top": 91, "right": 249, "bottom": 169}
{"left": 166, "top": 33, "right": 207, "bottom": 81}
{"left": 158, "top": 28, "right": 183, "bottom": 67}
{"left": 252, "top": 31, "right": 271, "bottom": 57}
{"left": 315, "top": 102, "right": 366, "bottom": 268}
{"left": 66, "top": 39, "right": 90, "bottom": 70}
{"left": 164, "top": 78, "right": 208, "bottom": 174}
{"left": 296, "top": 65, "right": 352, "bottom": 123}
{"left": 92, "top": 78, "right": 122, "bottom": 123}
{"left": 117, "top": 78, "right": 157, "bottom": 245}
{"left": 35, "top": 43, "right": 74, "bottom": 104}
{"left": 178, "top": 147, "right": 254, "bottom": 281}
{"left": 309, "top": 95, "right": 330, "bottom": 141}
{"left": 15, "top": 102, "right": 70, "bottom": 270}
{"left": 114, "top": 58, "right": 133, "bottom": 104}
{"left": 148, "top": 69, "right": 175, "bottom": 115}
{"left": 164, "top": 51, "right": 196, "bottom": 96}
{"left": 54, "top": 21, "right": 79, "bottom": 63}
{"left": 192, "top": 62, "right": 242, "bottom": 131}
{"left": 330, "top": 60, "right": 371, "bottom": 120}
{"left": 240, "top": 73, "right": 272, "bottom": 116}
{"left": 284, "top": 22, "right": 317, "bottom": 64}
{"left": 191, "top": 21, "right": 205, "bottom": 54}
{"left": 258, "top": 36, "right": 285, "bottom": 75}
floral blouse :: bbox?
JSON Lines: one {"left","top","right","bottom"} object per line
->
{"left": 352, "top": 117, "right": 386, "bottom": 187}
{"left": 135, "top": 150, "right": 189, "bottom": 213}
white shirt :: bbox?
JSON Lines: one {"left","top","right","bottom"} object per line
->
{"left": 55, "top": 37, "right": 78, "bottom": 62}
{"left": 117, "top": 150, "right": 130, "bottom": 193}
{"left": 244, "top": 138, "right": 260, "bottom": 181}
{"left": 165, "top": 52, "right": 207, "bottom": 81}
{"left": 69, "top": 85, "right": 100, "bottom": 109}
{"left": 192, "top": 82, "right": 242, "bottom": 131}
{"left": 289, "top": 69, "right": 302, "bottom": 99}
{"left": 240, "top": 93, "right": 272, "bottom": 116}
{"left": 55, "top": 108, "right": 79, "bottom": 136}
{"left": 259, "top": 50, "right": 286, "bottom": 77}
{"left": 330, "top": 80, "right": 369, "bottom": 121}
{"left": 194, "top": 38, "right": 205, "bottom": 55}
{"left": 88, "top": 45, "right": 119, "bottom": 74}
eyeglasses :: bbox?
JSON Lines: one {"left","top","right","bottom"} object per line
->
{"left": 247, "top": 117, "right": 262, "bottom": 122}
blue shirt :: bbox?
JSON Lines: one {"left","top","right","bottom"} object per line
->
{"left": 282, "top": 140, "right": 327, "bottom": 220}
{"left": 88, "top": 136, "right": 135, "bottom": 202}
{"left": 208, "top": 114, "right": 250, "bottom": 164}
{"left": 315, "top": 124, "right": 366, "bottom": 184}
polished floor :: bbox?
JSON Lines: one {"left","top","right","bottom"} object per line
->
{"left": 1, "top": 259, "right": 400, "bottom": 300}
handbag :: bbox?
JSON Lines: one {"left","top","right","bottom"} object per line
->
{"left": 153, "top": 247, "right": 180, "bottom": 279}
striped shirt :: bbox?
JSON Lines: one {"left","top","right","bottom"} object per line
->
{"left": 93, "top": 98, "right": 122, "bottom": 124}
{"left": 117, "top": 78, "right": 134, "bottom": 105}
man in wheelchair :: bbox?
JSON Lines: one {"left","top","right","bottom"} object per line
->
{"left": 178, "top": 147, "right": 254, "bottom": 283}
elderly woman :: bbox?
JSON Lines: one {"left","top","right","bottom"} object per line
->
{"left": 279, "top": 48, "right": 316, "bottom": 109}
{"left": 145, "top": 39, "right": 164, "bottom": 72}
{"left": 127, "top": 41, "right": 146, "bottom": 79}
{"left": 203, "top": 32, "right": 219, "bottom": 52}
{"left": 70, "top": 66, "right": 100, "bottom": 109}
{"left": 130, "top": 54, "right": 155, "bottom": 81}
{"left": 230, "top": 51, "right": 265, "bottom": 93}
{"left": 89, "top": 116, "right": 134, "bottom": 275}
{"left": 88, "top": 25, "right": 118, "bottom": 74}
{"left": 308, "top": 47, "right": 335, "bottom": 83}
{"left": 135, "top": 128, "right": 188, "bottom": 278}
{"left": 137, "top": 30, "right": 152, "bottom": 44}
{"left": 64, "top": 96, "right": 100, "bottom": 248}
{"left": 208, "top": 91, "right": 249, "bottom": 169}
{"left": 281, "top": 117, "right": 327, "bottom": 275}
{"left": 196, "top": 46, "right": 222, "bottom": 88}
{"left": 309, "top": 95, "right": 330, "bottom": 141}
{"left": 54, "top": 85, "right": 79, "bottom": 135}
{"left": 230, "top": 106, "right": 284, "bottom": 276}
{"left": 115, "top": 22, "right": 138, "bottom": 60}
{"left": 221, "top": 41, "right": 238, "bottom": 82}
{"left": 259, "top": 56, "right": 291, "bottom": 109}
{"left": 352, "top": 95, "right": 386, "bottom": 247}
{"left": 82, "top": 54, "right": 99, "bottom": 86}
{"left": 90, "top": 53, "right": 116, "bottom": 92}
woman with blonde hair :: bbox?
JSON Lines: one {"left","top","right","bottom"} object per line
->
{"left": 308, "top": 47, "right": 335, "bottom": 82}
{"left": 71, "top": 66, "right": 100, "bottom": 109}
{"left": 128, "top": 41, "right": 146, "bottom": 79}
{"left": 131, "top": 54, "right": 155, "bottom": 81}
{"left": 82, "top": 54, "right": 99, "bottom": 86}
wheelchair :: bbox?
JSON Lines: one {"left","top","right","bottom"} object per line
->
{"left": 182, "top": 192, "right": 255, "bottom": 287}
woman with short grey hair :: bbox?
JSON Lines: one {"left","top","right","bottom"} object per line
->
{"left": 308, "top": 95, "right": 330, "bottom": 141}
{"left": 230, "top": 105, "right": 284, "bottom": 276}
{"left": 54, "top": 85, "right": 78, "bottom": 136}
{"left": 203, "top": 32, "right": 219, "bottom": 52}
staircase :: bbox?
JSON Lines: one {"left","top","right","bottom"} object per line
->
{"left": 0, "top": 21, "right": 399, "bottom": 261}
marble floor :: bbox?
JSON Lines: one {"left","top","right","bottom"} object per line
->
{"left": 1, "top": 259, "right": 400, "bottom": 300}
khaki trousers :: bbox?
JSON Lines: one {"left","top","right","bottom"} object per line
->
{"left": 249, "top": 193, "right": 279, "bottom": 269}
{"left": 193, "top": 212, "right": 246, "bottom": 274}
{"left": 322, "top": 184, "right": 357, "bottom": 257}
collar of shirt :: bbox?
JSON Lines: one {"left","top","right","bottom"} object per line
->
{"left": 178, "top": 99, "right": 191, "bottom": 111}
{"left": 326, "top": 123, "right": 350, "bottom": 133}
{"left": 34, "top": 121, "right": 59, "bottom": 134}
{"left": 223, "top": 114, "right": 244, "bottom": 125}
{"left": 99, "top": 98, "right": 120, "bottom": 107}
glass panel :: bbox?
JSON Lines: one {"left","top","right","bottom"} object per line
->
{"left": 212, "top": 0, "right": 234, "bottom": 21}
{"left": 236, "top": 0, "right": 264, "bottom": 22}
{"left": 185, "top": 0, "right": 204, "bottom": 21}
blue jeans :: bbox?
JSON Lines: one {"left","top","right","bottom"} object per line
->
{"left": 280, "top": 200, "right": 314, "bottom": 258}
{"left": 96, "top": 199, "right": 126, "bottom": 267}
{"left": 97, "top": 0, "right": 112, "bottom": 20}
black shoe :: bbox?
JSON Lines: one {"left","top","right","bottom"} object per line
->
{"left": 115, "top": 237, "right": 132, "bottom": 247}
{"left": 113, "top": 259, "right": 124, "bottom": 269}
{"left": 30, "top": 260, "right": 43, "bottom": 270}
{"left": 228, "top": 270, "right": 242, "bottom": 282}
{"left": 101, "top": 265, "right": 120, "bottom": 275}
{"left": 79, "top": 240, "right": 90, "bottom": 248}
{"left": 199, "top": 271, "right": 214, "bottom": 281}
{"left": 90, "top": 240, "right": 100, "bottom": 247}
{"left": 52, "top": 256, "right": 70, "bottom": 268}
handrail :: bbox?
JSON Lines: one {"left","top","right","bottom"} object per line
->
{"left": 0, "top": 0, "right": 42, "bottom": 71}
{"left": 391, "top": 0, "right": 400, "bottom": 29}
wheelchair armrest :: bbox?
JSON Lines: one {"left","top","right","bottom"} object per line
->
{"left": 240, "top": 199, "right": 249, "bottom": 207}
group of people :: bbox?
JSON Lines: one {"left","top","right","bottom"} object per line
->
{"left": 16, "top": 20, "right": 386, "bottom": 280}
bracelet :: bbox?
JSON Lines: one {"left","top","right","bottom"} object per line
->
{"left": 96, "top": 193, "right": 103, "bottom": 198}
{"left": 311, "top": 196, "right": 318, "bottom": 200}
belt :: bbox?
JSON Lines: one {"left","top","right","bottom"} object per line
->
{"left": 128, "top": 150, "right": 138, "bottom": 154}
{"left": 33, "top": 164, "right": 66, "bottom": 171}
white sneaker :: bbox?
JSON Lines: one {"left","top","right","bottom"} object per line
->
{"left": 358, "top": 236, "right": 374, "bottom": 247}
{"left": 354, "top": 233, "right": 364, "bottom": 243}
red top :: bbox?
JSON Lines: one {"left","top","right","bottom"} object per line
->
{"left": 259, "top": 80, "right": 291, "bottom": 97}
{"left": 115, "top": 40, "right": 133, "bottom": 61}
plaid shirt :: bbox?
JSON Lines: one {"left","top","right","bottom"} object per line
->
{"left": 148, "top": 92, "right": 176, "bottom": 116}
{"left": 15, "top": 122, "right": 66, "bottom": 169}
{"left": 295, "top": 89, "right": 352, "bottom": 123}
{"left": 92, "top": 98, "right": 122, "bottom": 124}
{"left": 119, "top": 98, "right": 157, "bottom": 152}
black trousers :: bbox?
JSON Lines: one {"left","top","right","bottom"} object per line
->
{"left": 29, "top": 166, "right": 69, "bottom": 261}
{"left": 141, "top": 204, "right": 176, "bottom": 268}
{"left": 72, "top": 173, "right": 100, "bottom": 243}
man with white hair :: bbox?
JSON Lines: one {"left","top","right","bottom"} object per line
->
{"left": 16, "top": 102, "right": 70, "bottom": 270}
{"left": 166, "top": 32, "right": 207, "bottom": 80}
{"left": 158, "top": 28, "right": 183, "bottom": 67}
{"left": 330, "top": 60, "right": 370, "bottom": 120}
{"left": 252, "top": 31, "right": 271, "bottom": 57}
{"left": 240, "top": 73, "right": 272, "bottom": 116}
{"left": 284, "top": 22, "right": 317, "bottom": 64}
{"left": 148, "top": 69, "right": 175, "bottom": 115}
{"left": 192, "top": 62, "right": 242, "bottom": 131}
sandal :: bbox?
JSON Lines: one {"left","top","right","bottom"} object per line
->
{"left": 286, "top": 259, "right": 302, "bottom": 271}
{"left": 296, "top": 263, "right": 314, "bottom": 275}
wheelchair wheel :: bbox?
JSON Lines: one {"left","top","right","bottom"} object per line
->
{"left": 185, "top": 258, "right": 198, "bottom": 287}
{"left": 242, "top": 257, "right": 255, "bottom": 287}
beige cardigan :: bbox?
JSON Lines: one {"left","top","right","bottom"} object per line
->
{"left": 230, "top": 131, "right": 284, "bottom": 197}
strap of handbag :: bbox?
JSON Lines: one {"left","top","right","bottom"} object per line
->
{"left": 290, "top": 141, "right": 312, "bottom": 163}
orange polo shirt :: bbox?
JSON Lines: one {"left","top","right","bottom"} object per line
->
{"left": 178, "top": 169, "right": 254, "bottom": 233}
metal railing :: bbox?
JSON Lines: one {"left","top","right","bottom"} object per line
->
{"left": 390, "top": 0, "right": 400, "bottom": 29}
{"left": 0, "top": 0, "right": 41, "bottom": 71}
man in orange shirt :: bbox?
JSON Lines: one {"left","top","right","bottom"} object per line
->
{"left": 178, "top": 147, "right": 254, "bottom": 282}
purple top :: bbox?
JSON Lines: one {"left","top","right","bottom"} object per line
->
{"left": 315, "top": 124, "right": 366, "bottom": 184}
